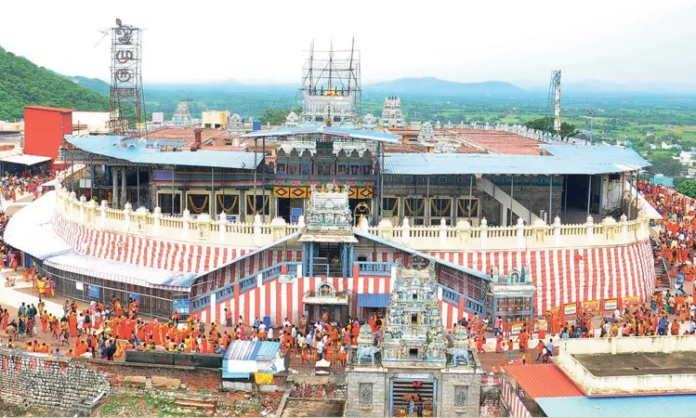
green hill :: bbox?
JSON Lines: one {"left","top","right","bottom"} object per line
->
{"left": 0, "top": 46, "right": 109, "bottom": 121}
{"left": 68, "top": 75, "right": 110, "bottom": 96}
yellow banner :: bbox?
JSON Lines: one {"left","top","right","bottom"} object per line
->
{"left": 254, "top": 373, "right": 274, "bottom": 385}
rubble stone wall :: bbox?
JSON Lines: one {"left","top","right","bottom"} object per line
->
{"left": 0, "top": 348, "right": 224, "bottom": 412}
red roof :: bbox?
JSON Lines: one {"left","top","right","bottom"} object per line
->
{"left": 24, "top": 105, "right": 74, "bottom": 113}
{"left": 504, "top": 364, "right": 584, "bottom": 400}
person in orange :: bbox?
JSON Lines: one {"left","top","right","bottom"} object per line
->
{"left": 518, "top": 329, "right": 529, "bottom": 353}
{"left": 23, "top": 268, "right": 29, "bottom": 283}
{"left": 475, "top": 332, "right": 486, "bottom": 354}
{"left": 68, "top": 313, "right": 77, "bottom": 338}
{"left": 40, "top": 312, "right": 49, "bottom": 333}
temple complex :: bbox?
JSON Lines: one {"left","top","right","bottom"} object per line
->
{"left": 5, "top": 41, "right": 658, "bottom": 374}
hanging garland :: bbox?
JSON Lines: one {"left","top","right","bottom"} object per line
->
{"left": 430, "top": 199, "right": 452, "bottom": 217}
{"left": 246, "top": 195, "right": 269, "bottom": 215}
{"left": 458, "top": 199, "right": 479, "bottom": 217}
{"left": 188, "top": 196, "right": 209, "bottom": 213}
{"left": 217, "top": 195, "right": 239, "bottom": 214}
{"left": 405, "top": 198, "right": 425, "bottom": 216}
{"left": 382, "top": 198, "right": 399, "bottom": 214}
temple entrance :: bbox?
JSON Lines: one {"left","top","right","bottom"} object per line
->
{"left": 389, "top": 378, "right": 436, "bottom": 417}
{"left": 278, "top": 197, "right": 291, "bottom": 222}
{"left": 351, "top": 199, "right": 371, "bottom": 225}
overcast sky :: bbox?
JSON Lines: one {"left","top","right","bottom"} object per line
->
{"left": 1, "top": 0, "right": 694, "bottom": 85}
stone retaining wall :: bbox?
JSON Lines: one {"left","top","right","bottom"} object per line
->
{"left": 0, "top": 348, "right": 224, "bottom": 412}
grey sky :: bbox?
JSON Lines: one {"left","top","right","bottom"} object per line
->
{"left": 1, "top": 0, "right": 694, "bottom": 85}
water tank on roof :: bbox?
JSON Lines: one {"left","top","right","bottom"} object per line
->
{"left": 253, "top": 120, "right": 262, "bottom": 131}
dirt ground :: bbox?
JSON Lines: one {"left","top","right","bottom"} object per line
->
{"left": 94, "top": 390, "right": 282, "bottom": 417}
{"left": 281, "top": 399, "right": 344, "bottom": 417}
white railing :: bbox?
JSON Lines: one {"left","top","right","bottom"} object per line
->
{"left": 54, "top": 184, "right": 649, "bottom": 251}
{"left": 54, "top": 185, "right": 305, "bottom": 249}
{"left": 366, "top": 214, "right": 649, "bottom": 251}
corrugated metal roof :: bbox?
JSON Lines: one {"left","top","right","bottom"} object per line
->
{"left": 536, "top": 395, "right": 696, "bottom": 417}
{"left": 0, "top": 154, "right": 52, "bottom": 166}
{"left": 504, "top": 364, "right": 584, "bottom": 400}
{"left": 43, "top": 252, "right": 196, "bottom": 291}
{"left": 357, "top": 293, "right": 391, "bottom": 308}
{"left": 384, "top": 145, "right": 650, "bottom": 175}
{"left": 224, "top": 340, "right": 280, "bottom": 361}
{"left": 352, "top": 228, "right": 490, "bottom": 281}
{"left": 4, "top": 191, "right": 196, "bottom": 291}
{"left": 241, "top": 126, "right": 400, "bottom": 144}
{"left": 66, "top": 135, "right": 261, "bottom": 169}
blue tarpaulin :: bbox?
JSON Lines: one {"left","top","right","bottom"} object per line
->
{"left": 357, "top": 293, "right": 391, "bottom": 308}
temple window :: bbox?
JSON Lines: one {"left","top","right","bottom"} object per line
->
{"left": 411, "top": 313, "right": 418, "bottom": 324}
{"left": 409, "top": 348, "right": 418, "bottom": 359}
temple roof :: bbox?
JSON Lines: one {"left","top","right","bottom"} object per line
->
{"left": 240, "top": 126, "right": 400, "bottom": 144}
{"left": 65, "top": 135, "right": 262, "bottom": 170}
{"left": 384, "top": 144, "right": 649, "bottom": 175}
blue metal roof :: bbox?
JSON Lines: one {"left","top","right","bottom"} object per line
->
{"left": 357, "top": 293, "right": 391, "bottom": 308}
{"left": 241, "top": 126, "right": 400, "bottom": 144}
{"left": 66, "top": 135, "right": 262, "bottom": 170}
{"left": 223, "top": 340, "right": 280, "bottom": 361}
{"left": 352, "top": 228, "right": 490, "bottom": 281}
{"left": 384, "top": 145, "right": 650, "bottom": 176}
{"left": 536, "top": 395, "right": 696, "bottom": 417}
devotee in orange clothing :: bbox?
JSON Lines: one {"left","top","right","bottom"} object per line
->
{"left": 68, "top": 314, "right": 77, "bottom": 337}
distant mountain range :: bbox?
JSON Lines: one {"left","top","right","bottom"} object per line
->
{"left": 366, "top": 77, "right": 524, "bottom": 96}
{"left": 66, "top": 74, "right": 696, "bottom": 99}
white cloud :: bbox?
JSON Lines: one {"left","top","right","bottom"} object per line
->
{"left": 1, "top": 0, "right": 694, "bottom": 84}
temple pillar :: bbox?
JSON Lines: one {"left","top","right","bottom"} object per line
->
{"left": 111, "top": 167, "right": 118, "bottom": 209}
{"left": 121, "top": 167, "right": 127, "bottom": 208}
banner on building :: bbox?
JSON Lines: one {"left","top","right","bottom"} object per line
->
{"left": 563, "top": 303, "right": 577, "bottom": 316}
{"left": 279, "top": 275, "right": 296, "bottom": 284}
{"left": 75, "top": 281, "right": 84, "bottom": 291}
{"left": 622, "top": 296, "right": 640, "bottom": 308}
{"left": 603, "top": 299, "right": 618, "bottom": 311}
{"left": 582, "top": 300, "right": 600, "bottom": 313}
{"left": 173, "top": 299, "right": 190, "bottom": 316}
{"left": 88, "top": 285, "right": 101, "bottom": 299}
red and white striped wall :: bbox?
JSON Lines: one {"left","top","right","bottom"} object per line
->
{"left": 371, "top": 239, "right": 655, "bottom": 315}
{"left": 501, "top": 377, "right": 532, "bottom": 417}
{"left": 53, "top": 212, "right": 300, "bottom": 274}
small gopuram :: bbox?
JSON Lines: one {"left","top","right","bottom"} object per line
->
{"left": 346, "top": 259, "right": 483, "bottom": 418}
{"left": 299, "top": 184, "right": 356, "bottom": 322}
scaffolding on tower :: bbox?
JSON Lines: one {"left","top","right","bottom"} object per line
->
{"left": 109, "top": 18, "right": 145, "bottom": 137}
{"left": 299, "top": 39, "right": 362, "bottom": 121}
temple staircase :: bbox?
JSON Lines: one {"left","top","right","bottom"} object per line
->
{"left": 476, "top": 177, "right": 542, "bottom": 224}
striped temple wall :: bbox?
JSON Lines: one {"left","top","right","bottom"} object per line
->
{"left": 52, "top": 211, "right": 655, "bottom": 324}
{"left": 53, "top": 212, "right": 301, "bottom": 274}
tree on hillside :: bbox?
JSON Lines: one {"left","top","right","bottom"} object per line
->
{"left": 677, "top": 180, "right": 696, "bottom": 198}
{"left": 649, "top": 155, "right": 683, "bottom": 177}
{"left": 260, "top": 109, "right": 289, "bottom": 127}
{"left": 523, "top": 116, "right": 580, "bottom": 139}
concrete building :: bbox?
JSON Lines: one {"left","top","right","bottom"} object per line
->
{"left": 500, "top": 336, "right": 696, "bottom": 417}
{"left": 202, "top": 110, "right": 230, "bottom": 129}
{"left": 24, "top": 106, "right": 73, "bottom": 168}
{"left": 72, "top": 111, "right": 110, "bottom": 134}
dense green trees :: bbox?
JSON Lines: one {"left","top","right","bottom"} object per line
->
{"left": 523, "top": 116, "right": 580, "bottom": 139}
{"left": 677, "top": 180, "right": 696, "bottom": 198}
{"left": 648, "top": 154, "right": 683, "bottom": 177}
{"left": 260, "top": 108, "right": 290, "bottom": 126}
{"left": 0, "top": 46, "right": 108, "bottom": 121}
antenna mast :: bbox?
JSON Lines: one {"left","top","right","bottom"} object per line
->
{"left": 547, "top": 69, "right": 562, "bottom": 134}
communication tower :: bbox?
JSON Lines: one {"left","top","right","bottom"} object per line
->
{"left": 547, "top": 70, "right": 562, "bottom": 134}
{"left": 109, "top": 18, "right": 144, "bottom": 136}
